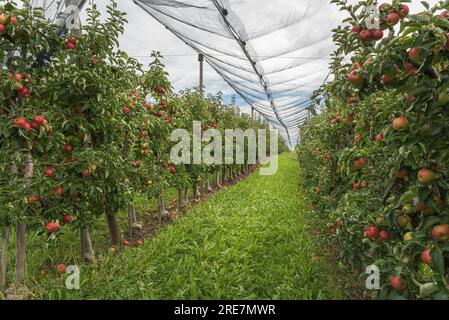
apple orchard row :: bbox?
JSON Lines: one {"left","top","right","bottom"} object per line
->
{"left": 0, "top": 2, "right": 276, "bottom": 288}
{"left": 298, "top": 1, "right": 449, "bottom": 299}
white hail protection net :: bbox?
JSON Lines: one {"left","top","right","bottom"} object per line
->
{"left": 133, "top": 0, "right": 337, "bottom": 148}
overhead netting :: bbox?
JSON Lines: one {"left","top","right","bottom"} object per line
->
{"left": 133, "top": 0, "right": 338, "bottom": 148}
{"left": 30, "top": 0, "right": 86, "bottom": 30}
{"left": 30, "top": 0, "right": 338, "bottom": 148}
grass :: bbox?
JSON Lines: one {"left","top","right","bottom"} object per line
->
{"left": 3, "top": 153, "right": 344, "bottom": 299}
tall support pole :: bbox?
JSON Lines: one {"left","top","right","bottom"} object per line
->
{"left": 198, "top": 53, "right": 204, "bottom": 94}
{"left": 251, "top": 107, "right": 254, "bottom": 120}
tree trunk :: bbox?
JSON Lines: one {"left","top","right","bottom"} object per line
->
{"left": 105, "top": 204, "right": 121, "bottom": 246}
{"left": 14, "top": 224, "right": 26, "bottom": 286}
{"left": 80, "top": 227, "right": 94, "bottom": 262}
{"left": 193, "top": 181, "right": 198, "bottom": 200}
{"left": 14, "top": 153, "right": 34, "bottom": 287}
{"left": 1, "top": 226, "right": 9, "bottom": 290}
{"left": 177, "top": 188, "right": 183, "bottom": 211}
{"left": 157, "top": 187, "right": 166, "bottom": 223}
{"left": 183, "top": 185, "right": 189, "bottom": 208}
{"left": 216, "top": 170, "right": 222, "bottom": 189}
{"left": 127, "top": 203, "right": 138, "bottom": 238}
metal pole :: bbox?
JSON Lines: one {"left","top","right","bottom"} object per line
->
{"left": 198, "top": 53, "right": 204, "bottom": 94}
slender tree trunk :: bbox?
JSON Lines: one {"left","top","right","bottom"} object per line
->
{"left": 200, "top": 176, "right": 205, "bottom": 196}
{"left": 193, "top": 181, "right": 198, "bottom": 200}
{"left": 80, "top": 227, "right": 94, "bottom": 262}
{"left": 183, "top": 185, "right": 189, "bottom": 208}
{"left": 216, "top": 170, "right": 222, "bottom": 189}
{"left": 14, "top": 153, "right": 34, "bottom": 287}
{"left": 157, "top": 187, "right": 166, "bottom": 223}
{"left": 127, "top": 203, "right": 138, "bottom": 238}
{"left": 177, "top": 188, "right": 183, "bottom": 211}
{"left": 105, "top": 203, "right": 121, "bottom": 246}
{"left": 14, "top": 224, "right": 26, "bottom": 286}
{"left": 1, "top": 226, "right": 9, "bottom": 291}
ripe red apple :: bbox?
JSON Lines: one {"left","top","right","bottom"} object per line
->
{"left": 408, "top": 47, "right": 423, "bottom": 63}
{"left": 417, "top": 169, "right": 435, "bottom": 184}
{"left": 123, "top": 240, "right": 130, "bottom": 246}
{"left": 56, "top": 263, "right": 67, "bottom": 273}
{"left": 372, "top": 29, "right": 384, "bottom": 40}
{"left": 155, "top": 86, "right": 166, "bottom": 95}
{"left": 135, "top": 239, "right": 143, "bottom": 247}
{"left": 0, "top": 15, "right": 6, "bottom": 24}
{"left": 353, "top": 182, "right": 359, "bottom": 190}
{"left": 385, "top": 12, "right": 400, "bottom": 26}
{"left": 392, "top": 116, "right": 408, "bottom": 130}
{"left": 65, "top": 41, "right": 75, "bottom": 50}
{"left": 133, "top": 161, "right": 141, "bottom": 168}
{"left": 64, "top": 144, "right": 73, "bottom": 153}
{"left": 365, "top": 226, "right": 379, "bottom": 240}
{"left": 350, "top": 25, "right": 361, "bottom": 34}
{"left": 432, "top": 224, "right": 449, "bottom": 242}
{"left": 138, "top": 130, "right": 148, "bottom": 138}
{"left": 144, "top": 103, "right": 153, "bottom": 110}
{"left": 43, "top": 167, "right": 55, "bottom": 177}
{"left": 45, "top": 222, "right": 60, "bottom": 233}
{"left": 316, "top": 187, "right": 321, "bottom": 193}
{"left": 354, "top": 134, "right": 362, "bottom": 145}
{"left": 421, "top": 249, "right": 433, "bottom": 266}
{"left": 375, "top": 133, "right": 383, "bottom": 143}
{"left": 14, "top": 73, "right": 22, "bottom": 81}
{"left": 53, "top": 186, "right": 63, "bottom": 196}
{"left": 390, "top": 276, "right": 407, "bottom": 291}
{"left": 359, "top": 29, "right": 373, "bottom": 40}
{"left": 81, "top": 168, "right": 91, "bottom": 177}
{"left": 62, "top": 214, "right": 73, "bottom": 224}
{"left": 19, "top": 87, "right": 30, "bottom": 98}
{"left": 33, "top": 115, "right": 45, "bottom": 125}
{"left": 354, "top": 158, "right": 366, "bottom": 169}
{"left": 28, "top": 196, "right": 41, "bottom": 204}
{"left": 379, "top": 230, "right": 391, "bottom": 241}
{"left": 348, "top": 70, "right": 363, "bottom": 87}
{"left": 10, "top": 16, "right": 17, "bottom": 24}
{"left": 401, "top": 5, "right": 409, "bottom": 16}
{"left": 0, "top": 24, "right": 6, "bottom": 34}
{"left": 122, "top": 106, "right": 131, "bottom": 114}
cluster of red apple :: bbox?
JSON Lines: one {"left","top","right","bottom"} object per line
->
{"left": 12, "top": 115, "right": 47, "bottom": 132}
{"left": 0, "top": 13, "right": 17, "bottom": 35}
{"left": 64, "top": 36, "right": 77, "bottom": 50}
{"left": 350, "top": 4, "right": 409, "bottom": 42}
{"left": 352, "top": 179, "right": 367, "bottom": 190}
{"left": 364, "top": 225, "right": 391, "bottom": 241}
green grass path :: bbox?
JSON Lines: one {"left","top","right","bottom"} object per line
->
{"left": 34, "top": 153, "right": 343, "bottom": 299}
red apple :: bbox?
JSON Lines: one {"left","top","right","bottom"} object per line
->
{"left": 359, "top": 29, "right": 373, "bottom": 41}
{"left": 56, "top": 263, "right": 67, "bottom": 273}
{"left": 401, "top": 5, "right": 409, "bottom": 16}
{"left": 417, "top": 169, "right": 435, "bottom": 184}
{"left": 385, "top": 12, "right": 400, "bottom": 26}
{"left": 350, "top": 25, "right": 361, "bottom": 34}
{"left": 64, "top": 144, "right": 73, "bottom": 153}
{"left": 375, "top": 133, "right": 383, "bottom": 143}
{"left": 43, "top": 167, "right": 55, "bottom": 177}
{"left": 379, "top": 230, "right": 391, "bottom": 241}
{"left": 0, "top": 24, "right": 5, "bottom": 34}
{"left": 19, "top": 87, "right": 30, "bottom": 98}
{"left": 432, "top": 224, "right": 449, "bottom": 242}
{"left": 421, "top": 248, "right": 433, "bottom": 266}
{"left": 347, "top": 70, "right": 363, "bottom": 87}
{"left": 45, "top": 222, "right": 60, "bottom": 233}
{"left": 122, "top": 106, "right": 131, "bottom": 114}
{"left": 365, "top": 226, "right": 379, "bottom": 240}
{"left": 123, "top": 240, "right": 130, "bottom": 246}
{"left": 372, "top": 29, "right": 384, "bottom": 40}
{"left": 62, "top": 214, "right": 73, "bottom": 224}
{"left": 392, "top": 117, "right": 408, "bottom": 130}
{"left": 135, "top": 240, "right": 143, "bottom": 247}
{"left": 390, "top": 276, "right": 407, "bottom": 291}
